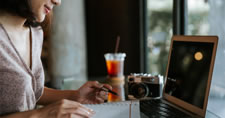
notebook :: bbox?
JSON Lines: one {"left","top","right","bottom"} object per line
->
{"left": 141, "top": 36, "right": 218, "bottom": 118}
{"left": 84, "top": 100, "right": 140, "bottom": 118}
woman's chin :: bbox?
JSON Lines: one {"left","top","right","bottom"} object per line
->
{"left": 36, "top": 15, "right": 46, "bottom": 23}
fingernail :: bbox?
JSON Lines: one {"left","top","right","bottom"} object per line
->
{"left": 87, "top": 111, "right": 94, "bottom": 116}
{"left": 90, "top": 110, "right": 96, "bottom": 115}
{"left": 88, "top": 108, "right": 95, "bottom": 113}
{"left": 92, "top": 111, "right": 96, "bottom": 114}
{"left": 99, "top": 84, "right": 103, "bottom": 87}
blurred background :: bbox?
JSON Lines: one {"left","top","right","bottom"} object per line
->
{"left": 41, "top": 0, "right": 225, "bottom": 117}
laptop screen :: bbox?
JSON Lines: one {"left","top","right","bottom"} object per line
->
{"left": 165, "top": 40, "right": 214, "bottom": 109}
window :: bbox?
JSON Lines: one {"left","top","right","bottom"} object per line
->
{"left": 146, "top": 0, "right": 173, "bottom": 75}
{"left": 146, "top": 0, "right": 225, "bottom": 117}
{"left": 188, "top": 0, "right": 225, "bottom": 116}
{"left": 187, "top": 0, "right": 209, "bottom": 35}
{"left": 187, "top": 0, "right": 225, "bottom": 97}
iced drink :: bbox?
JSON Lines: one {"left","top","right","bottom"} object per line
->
{"left": 104, "top": 53, "right": 126, "bottom": 77}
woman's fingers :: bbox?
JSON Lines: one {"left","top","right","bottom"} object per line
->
{"left": 60, "top": 107, "right": 95, "bottom": 116}
{"left": 76, "top": 81, "right": 112, "bottom": 104}
{"left": 60, "top": 107, "right": 94, "bottom": 118}
{"left": 82, "top": 81, "right": 103, "bottom": 89}
{"left": 54, "top": 99, "right": 95, "bottom": 118}
{"left": 99, "top": 91, "right": 108, "bottom": 100}
{"left": 94, "top": 97, "right": 105, "bottom": 104}
{"left": 92, "top": 83, "right": 111, "bottom": 103}
{"left": 61, "top": 113, "right": 90, "bottom": 118}
{"left": 61, "top": 99, "right": 95, "bottom": 112}
{"left": 102, "top": 84, "right": 112, "bottom": 90}
{"left": 91, "top": 91, "right": 106, "bottom": 104}
{"left": 72, "top": 107, "right": 95, "bottom": 117}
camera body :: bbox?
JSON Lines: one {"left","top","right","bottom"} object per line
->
{"left": 127, "top": 73, "right": 164, "bottom": 100}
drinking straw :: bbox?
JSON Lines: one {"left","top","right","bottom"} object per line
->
{"left": 115, "top": 36, "right": 120, "bottom": 53}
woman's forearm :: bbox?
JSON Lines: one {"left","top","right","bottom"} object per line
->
{"left": 37, "top": 87, "right": 79, "bottom": 105}
{"left": 0, "top": 109, "right": 40, "bottom": 118}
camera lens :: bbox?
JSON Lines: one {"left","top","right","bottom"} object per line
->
{"left": 130, "top": 83, "right": 149, "bottom": 98}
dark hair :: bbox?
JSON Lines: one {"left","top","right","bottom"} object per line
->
{"left": 41, "top": 12, "right": 53, "bottom": 39}
{"left": 0, "top": 0, "right": 40, "bottom": 27}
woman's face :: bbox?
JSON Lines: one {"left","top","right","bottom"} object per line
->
{"left": 30, "top": 0, "right": 61, "bottom": 22}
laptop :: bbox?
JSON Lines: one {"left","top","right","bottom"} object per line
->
{"left": 141, "top": 35, "right": 218, "bottom": 118}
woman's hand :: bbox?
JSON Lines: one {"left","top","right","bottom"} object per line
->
{"left": 76, "top": 81, "right": 112, "bottom": 104}
{"left": 37, "top": 99, "right": 95, "bottom": 118}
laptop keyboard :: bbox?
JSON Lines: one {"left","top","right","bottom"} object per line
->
{"left": 140, "top": 99, "right": 192, "bottom": 118}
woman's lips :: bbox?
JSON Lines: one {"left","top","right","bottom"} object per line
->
{"left": 44, "top": 5, "right": 51, "bottom": 14}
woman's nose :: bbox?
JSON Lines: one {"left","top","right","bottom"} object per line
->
{"left": 52, "top": 0, "right": 61, "bottom": 6}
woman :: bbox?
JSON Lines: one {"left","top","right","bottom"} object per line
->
{"left": 0, "top": 0, "right": 111, "bottom": 118}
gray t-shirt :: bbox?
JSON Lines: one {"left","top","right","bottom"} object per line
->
{"left": 0, "top": 24, "right": 44, "bottom": 116}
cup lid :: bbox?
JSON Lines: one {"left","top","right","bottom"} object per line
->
{"left": 104, "top": 53, "right": 126, "bottom": 61}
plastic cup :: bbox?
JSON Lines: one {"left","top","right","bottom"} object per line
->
{"left": 108, "top": 82, "right": 125, "bottom": 102}
{"left": 104, "top": 53, "right": 126, "bottom": 77}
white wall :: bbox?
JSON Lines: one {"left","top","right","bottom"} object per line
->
{"left": 49, "top": 0, "right": 87, "bottom": 89}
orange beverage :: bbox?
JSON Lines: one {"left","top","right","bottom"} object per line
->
{"left": 106, "top": 60, "right": 123, "bottom": 77}
{"left": 104, "top": 53, "right": 126, "bottom": 77}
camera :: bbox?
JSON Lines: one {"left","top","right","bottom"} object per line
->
{"left": 127, "top": 73, "right": 164, "bottom": 99}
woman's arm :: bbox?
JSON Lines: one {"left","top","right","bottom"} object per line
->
{"left": 37, "top": 87, "right": 79, "bottom": 105}
{"left": 1, "top": 99, "right": 94, "bottom": 118}
{"left": 1, "top": 81, "right": 110, "bottom": 118}
{"left": 37, "top": 81, "right": 112, "bottom": 105}
{"left": 0, "top": 110, "right": 39, "bottom": 118}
